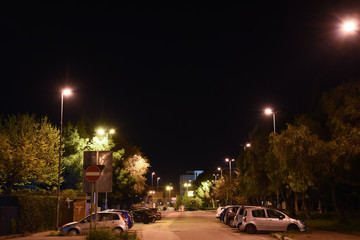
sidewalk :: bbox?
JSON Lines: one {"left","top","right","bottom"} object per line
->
{"left": 1, "top": 231, "right": 85, "bottom": 240}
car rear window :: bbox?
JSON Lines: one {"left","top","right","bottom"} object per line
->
{"left": 252, "top": 209, "right": 266, "bottom": 218}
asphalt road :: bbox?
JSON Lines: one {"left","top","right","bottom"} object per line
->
{"left": 131, "top": 211, "right": 274, "bottom": 240}
{"left": 6, "top": 210, "right": 360, "bottom": 240}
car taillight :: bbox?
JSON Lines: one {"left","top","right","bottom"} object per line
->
{"left": 243, "top": 217, "right": 246, "bottom": 223}
{"left": 235, "top": 215, "right": 238, "bottom": 220}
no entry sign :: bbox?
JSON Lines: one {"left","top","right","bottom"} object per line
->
{"left": 85, "top": 166, "right": 101, "bottom": 182}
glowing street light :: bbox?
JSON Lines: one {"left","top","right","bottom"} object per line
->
{"left": 151, "top": 172, "right": 155, "bottom": 190}
{"left": 96, "top": 128, "right": 115, "bottom": 210}
{"left": 225, "top": 158, "right": 235, "bottom": 204}
{"left": 166, "top": 186, "right": 173, "bottom": 205}
{"left": 184, "top": 182, "right": 191, "bottom": 192}
{"left": 56, "top": 88, "right": 71, "bottom": 230}
{"left": 217, "top": 167, "right": 222, "bottom": 178}
{"left": 264, "top": 108, "right": 276, "bottom": 133}
{"left": 342, "top": 20, "right": 359, "bottom": 33}
{"left": 97, "top": 128, "right": 116, "bottom": 148}
{"left": 157, "top": 177, "right": 160, "bottom": 191}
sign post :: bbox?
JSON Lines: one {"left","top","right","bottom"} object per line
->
{"left": 85, "top": 165, "right": 101, "bottom": 230}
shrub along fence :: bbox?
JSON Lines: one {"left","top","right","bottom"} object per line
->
{"left": 0, "top": 193, "right": 73, "bottom": 235}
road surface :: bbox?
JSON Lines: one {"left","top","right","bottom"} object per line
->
{"left": 131, "top": 210, "right": 274, "bottom": 240}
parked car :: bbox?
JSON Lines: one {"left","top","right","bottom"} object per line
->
{"left": 232, "top": 205, "right": 256, "bottom": 230}
{"left": 216, "top": 206, "right": 224, "bottom": 218}
{"left": 60, "top": 211, "right": 128, "bottom": 235}
{"left": 149, "top": 208, "right": 162, "bottom": 220}
{"left": 103, "top": 209, "right": 134, "bottom": 229}
{"left": 239, "top": 207, "right": 306, "bottom": 233}
{"left": 223, "top": 205, "right": 240, "bottom": 226}
{"left": 131, "top": 209, "right": 156, "bottom": 224}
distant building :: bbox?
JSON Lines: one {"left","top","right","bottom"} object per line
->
{"left": 179, "top": 170, "right": 203, "bottom": 196}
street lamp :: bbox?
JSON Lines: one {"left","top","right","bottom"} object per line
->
{"left": 184, "top": 182, "right": 191, "bottom": 194}
{"left": 213, "top": 174, "right": 219, "bottom": 181}
{"left": 157, "top": 177, "right": 160, "bottom": 191}
{"left": 166, "top": 186, "right": 173, "bottom": 205}
{"left": 264, "top": 108, "right": 276, "bottom": 133}
{"left": 225, "top": 158, "right": 235, "bottom": 204}
{"left": 56, "top": 89, "right": 71, "bottom": 231}
{"left": 151, "top": 172, "right": 155, "bottom": 190}
{"left": 217, "top": 167, "right": 222, "bottom": 178}
{"left": 97, "top": 128, "right": 115, "bottom": 210}
{"left": 342, "top": 20, "right": 359, "bottom": 33}
{"left": 97, "top": 128, "right": 115, "bottom": 148}
{"left": 265, "top": 108, "right": 281, "bottom": 209}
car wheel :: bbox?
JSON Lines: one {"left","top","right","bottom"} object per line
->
{"left": 68, "top": 229, "right": 79, "bottom": 236}
{"left": 245, "top": 224, "right": 257, "bottom": 234}
{"left": 287, "top": 224, "right": 300, "bottom": 232}
{"left": 151, "top": 217, "right": 156, "bottom": 223}
{"left": 237, "top": 223, "right": 242, "bottom": 232}
{"left": 229, "top": 220, "right": 235, "bottom": 227}
{"left": 113, "top": 228, "right": 123, "bottom": 234}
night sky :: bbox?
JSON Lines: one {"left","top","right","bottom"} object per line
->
{"left": 1, "top": 2, "right": 360, "bottom": 185}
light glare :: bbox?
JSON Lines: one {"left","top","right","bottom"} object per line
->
{"left": 63, "top": 89, "right": 71, "bottom": 95}
{"left": 98, "top": 129, "right": 105, "bottom": 135}
{"left": 343, "top": 21, "right": 357, "bottom": 33}
{"left": 265, "top": 108, "right": 273, "bottom": 115}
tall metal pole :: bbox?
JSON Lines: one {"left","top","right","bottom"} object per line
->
{"left": 272, "top": 112, "right": 276, "bottom": 133}
{"left": 157, "top": 178, "right": 159, "bottom": 191}
{"left": 56, "top": 93, "right": 64, "bottom": 231}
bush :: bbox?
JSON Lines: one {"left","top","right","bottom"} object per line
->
{"left": 16, "top": 193, "right": 73, "bottom": 233}
{"left": 86, "top": 230, "right": 139, "bottom": 240}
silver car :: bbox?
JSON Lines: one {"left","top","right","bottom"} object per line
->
{"left": 60, "top": 211, "right": 128, "bottom": 235}
{"left": 232, "top": 205, "right": 256, "bottom": 229}
{"left": 239, "top": 206, "right": 306, "bottom": 233}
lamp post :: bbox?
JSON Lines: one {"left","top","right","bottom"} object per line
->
{"left": 213, "top": 174, "right": 219, "bottom": 181}
{"left": 225, "top": 158, "right": 235, "bottom": 204}
{"left": 151, "top": 172, "right": 155, "bottom": 190}
{"left": 265, "top": 108, "right": 276, "bottom": 133}
{"left": 166, "top": 186, "right": 173, "bottom": 206}
{"left": 217, "top": 167, "right": 222, "bottom": 178}
{"left": 265, "top": 108, "right": 280, "bottom": 209}
{"left": 97, "top": 128, "right": 115, "bottom": 210}
{"left": 157, "top": 177, "right": 160, "bottom": 191}
{"left": 184, "top": 182, "right": 191, "bottom": 196}
{"left": 56, "top": 89, "right": 71, "bottom": 231}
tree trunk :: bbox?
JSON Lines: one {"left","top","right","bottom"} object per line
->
{"left": 330, "top": 182, "right": 346, "bottom": 222}
{"left": 302, "top": 192, "right": 311, "bottom": 219}
{"left": 284, "top": 189, "right": 296, "bottom": 218}
{"left": 295, "top": 192, "right": 299, "bottom": 211}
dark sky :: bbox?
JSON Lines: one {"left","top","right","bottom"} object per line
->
{"left": 1, "top": 2, "right": 360, "bottom": 185}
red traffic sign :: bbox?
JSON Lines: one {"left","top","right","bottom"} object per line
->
{"left": 85, "top": 166, "right": 101, "bottom": 182}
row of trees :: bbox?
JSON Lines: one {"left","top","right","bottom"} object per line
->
{"left": 0, "top": 115, "right": 150, "bottom": 206}
{"left": 190, "top": 81, "right": 360, "bottom": 221}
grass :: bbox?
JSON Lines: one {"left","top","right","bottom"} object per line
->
{"left": 290, "top": 211, "right": 360, "bottom": 234}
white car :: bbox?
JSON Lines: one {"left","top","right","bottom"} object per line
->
{"left": 215, "top": 206, "right": 224, "bottom": 218}
{"left": 60, "top": 211, "right": 128, "bottom": 235}
{"left": 239, "top": 207, "right": 306, "bottom": 233}
{"left": 232, "top": 205, "right": 256, "bottom": 229}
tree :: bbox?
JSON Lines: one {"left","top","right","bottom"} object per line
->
{"left": 321, "top": 80, "right": 360, "bottom": 221}
{"left": 270, "top": 122, "right": 324, "bottom": 219}
{"left": 0, "top": 114, "right": 59, "bottom": 193}
{"left": 62, "top": 123, "right": 90, "bottom": 190}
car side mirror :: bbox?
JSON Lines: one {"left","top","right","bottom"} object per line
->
{"left": 279, "top": 215, "right": 285, "bottom": 220}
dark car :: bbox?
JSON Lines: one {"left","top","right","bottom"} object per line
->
{"left": 131, "top": 210, "right": 156, "bottom": 224}
{"left": 149, "top": 208, "right": 162, "bottom": 220}
{"left": 224, "top": 206, "right": 240, "bottom": 226}
{"left": 103, "top": 209, "right": 134, "bottom": 229}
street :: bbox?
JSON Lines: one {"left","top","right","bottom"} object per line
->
{"left": 131, "top": 211, "right": 274, "bottom": 240}
{"left": 6, "top": 210, "right": 360, "bottom": 240}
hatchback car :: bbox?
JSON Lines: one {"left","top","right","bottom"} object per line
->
{"left": 239, "top": 207, "right": 306, "bottom": 233}
{"left": 103, "top": 209, "right": 134, "bottom": 229}
{"left": 60, "top": 211, "right": 128, "bottom": 235}
{"left": 232, "top": 205, "right": 256, "bottom": 229}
